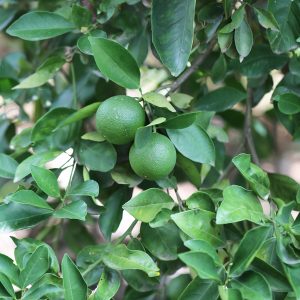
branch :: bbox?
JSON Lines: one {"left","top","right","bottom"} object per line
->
{"left": 165, "top": 39, "right": 216, "bottom": 96}
{"left": 244, "top": 88, "right": 260, "bottom": 165}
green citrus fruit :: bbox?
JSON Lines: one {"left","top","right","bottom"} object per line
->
{"left": 129, "top": 133, "right": 176, "bottom": 180}
{"left": 96, "top": 95, "right": 145, "bottom": 145}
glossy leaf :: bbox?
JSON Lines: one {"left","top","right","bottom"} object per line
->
{"left": 276, "top": 93, "right": 300, "bottom": 115}
{"left": 89, "top": 37, "right": 140, "bottom": 89}
{"left": 7, "top": 11, "right": 75, "bottom": 41}
{"left": 103, "top": 244, "right": 160, "bottom": 277}
{"left": 254, "top": 8, "right": 279, "bottom": 31}
{"left": 67, "top": 180, "right": 99, "bottom": 197}
{"left": 152, "top": 0, "right": 196, "bottom": 76}
{"left": 234, "top": 19, "right": 253, "bottom": 60}
{"left": 196, "top": 87, "right": 246, "bottom": 112}
{"left": 0, "top": 254, "right": 19, "bottom": 286}
{"left": 0, "top": 153, "right": 18, "bottom": 179}
{"left": 54, "top": 200, "right": 87, "bottom": 221}
{"left": 167, "top": 123, "right": 215, "bottom": 165}
{"left": 62, "top": 254, "right": 87, "bottom": 300}
{"left": 31, "top": 165, "right": 60, "bottom": 198}
{"left": 123, "top": 188, "right": 174, "bottom": 223}
{"left": 143, "top": 92, "right": 176, "bottom": 112}
{"left": 230, "top": 225, "right": 272, "bottom": 277}
{"left": 216, "top": 185, "right": 264, "bottom": 224}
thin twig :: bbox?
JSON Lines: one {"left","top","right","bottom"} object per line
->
{"left": 114, "top": 219, "right": 138, "bottom": 245}
{"left": 175, "top": 188, "right": 184, "bottom": 211}
{"left": 244, "top": 88, "right": 260, "bottom": 165}
{"left": 165, "top": 38, "right": 216, "bottom": 96}
{"left": 70, "top": 63, "right": 78, "bottom": 109}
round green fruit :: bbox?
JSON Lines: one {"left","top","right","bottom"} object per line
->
{"left": 96, "top": 95, "right": 145, "bottom": 145}
{"left": 129, "top": 133, "right": 176, "bottom": 180}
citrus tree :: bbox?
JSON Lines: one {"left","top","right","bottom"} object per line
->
{"left": 0, "top": 0, "right": 300, "bottom": 299}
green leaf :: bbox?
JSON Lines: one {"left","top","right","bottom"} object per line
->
{"left": 170, "top": 93, "right": 193, "bottom": 110}
{"left": 99, "top": 188, "right": 131, "bottom": 240}
{"left": 0, "top": 153, "right": 18, "bottom": 179}
{"left": 89, "top": 269, "right": 120, "bottom": 300}
{"left": 0, "top": 273, "right": 15, "bottom": 298}
{"left": 231, "top": 271, "right": 272, "bottom": 300}
{"left": 283, "top": 264, "right": 300, "bottom": 299}
{"left": 20, "top": 245, "right": 49, "bottom": 288}
{"left": 218, "top": 286, "right": 242, "bottom": 300}
{"left": 89, "top": 37, "right": 140, "bottom": 89}
{"left": 216, "top": 185, "right": 264, "bottom": 224}
{"left": 10, "top": 127, "right": 32, "bottom": 150}
{"left": 13, "top": 56, "right": 65, "bottom": 89}
{"left": 0, "top": 7, "right": 16, "bottom": 30}
{"left": 211, "top": 54, "right": 227, "bottom": 83}
{"left": 31, "top": 107, "right": 74, "bottom": 143}
{"left": 62, "top": 254, "right": 87, "bottom": 300}
{"left": 254, "top": 8, "right": 279, "bottom": 31}
{"left": 179, "top": 277, "right": 218, "bottom": 300}
{"left": 166, "top": 274, "right": 191, "bottom": 300}
{"left": 81, "top": 131, "right": 106, "bottom": 142}
{"left": 143, "top": 92, "right": 176, "bottom": 112}
{"left": 0, "top": 254, "right": 20, "bottom": 286}
{"left": 179, "top": 251, "right": 221, "bottom": 282}
{"left": 140, "top": 222, "right": 181, "bottom": 261}
{"left": 128, "top": 29, "right": 149, "bottom": 66}
{"left": 123, "top": 188, "right": 174, "bottom": 223}
{"left": 6, "top": 11, "right": 75, "bottom": 41}
{"left": 230, "top": 226, "right": 273, "bottom": 277}
{"left": 196, "top": 87, "right": 246, "bottom": 112}
{"left": 67, "top": 180, "right": 99, "bottom": 197}
{"left": 31, "top": 165, "right": 60, "bottom": 198}
{"left": 56, "top": 102, "right": 101, "bottom": 129}
{"left": 232, "top": 153, "right": 270, "bottom": 199}
{"left": 54, "top": 200, "right": 87, "bottom": 221}
{"left": 103, "top": 244, "right": 160, "bottom": 277}
{"left": 276, "top": 93, "right": 300, "bottom": 115}
{"left": 218, "top": 32, "right": 233, "bottom": 53}
{"left": 219, "top": 5, "right": 245, "bottom": 33}
{"left": 0, "top": 202, "right": 52, "bottom": 232}
{"left": 71, "top": 4, "right": 92, "bottom": 28}
{"left": 111, "top": 164, "right": 142, "bottom": 187}
{"left": 167, "top": 123, "right": 215, "bottom": 165}
{"left": 22, "top": 274, "right": 63, "bottom": 300}
{"left": 152, "top": 0, "right": 196, "bottom": 76}
{"left": 171, "top": 209, "right": 223, "bottom": 247}
{"left": 234, "top": 19, "right": 253, "bottom": 61}
{"left": 77, "top": 140, "right": 117, "bottom": 172}
{"left": 77, "top": 30, "right": 107, "bottom": 55}
{"left": 14, "top": 150, "right": 61, "bottom": 182}
{"left": 5, "top": 190, "right": 53, "bottom": 210}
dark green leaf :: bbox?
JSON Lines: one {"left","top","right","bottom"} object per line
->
{"left": 123, "top": 188, "right": 174, "bottom": 223}
{"left": 283, "top": 264, "right": 300, "bottom": 299}
{"left": 152, "top": 0, "right": 196, "bottom": 76}
{"left": 0, "top": 273, "right": 15, "bottom": 298}
{"left": 77, "top": 30, "right": 107, "bottom": 55}
{"left": 254, "top": 8, "right": 279, "bottom": 31}
{"left": 167, "top": 123, "right": 215, "bottom": 165}
{"left": 0, "top": 254, "right": 19, "bottom": 286}
{"left": 196, "top": 87, "right": 246, "bottom": 112}
{"left": 276, "top": 93, "right": 300, "bottom": 115}
{"left": 211, "top": 54, "right": 227, "bottom": 83}
{"left": 89, "top": 37, "right": 140, "bottom": 89}
{"left": 31, "top": 165, "right": 60, "bottom": 198}
{"left": 0, "top": 202, "right": 52, "bottom": 232}
{"left": 0, "top": 153, "right": 18, "bottom": 179}
{"left": 72, "top": 4, "right": 92, "bottom": 28}
{"left": 234, "top": 19, "right": 253, "bottom": 61}
{"left": 7, "top": 11, "right": 75, "bottom": 41}
{"left": 77, "top": 140, "right": 117, "bottom": 172}
{"left": 54, "top": 200, "right": 87, "bottom": 221}
{"left": 62, "top": 254, "right": 87, "bottom": 300}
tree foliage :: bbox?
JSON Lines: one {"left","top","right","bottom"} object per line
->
{"left": 0, "top": 0, "right": 300, "bottom": 299}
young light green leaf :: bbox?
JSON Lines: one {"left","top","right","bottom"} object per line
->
{"left": 216, "top": 185, "right": 264, "bottom": 224}
{"left": 147, "top": 117, "right": 166, "bottom": 127}
{"left": 230, "top": 226, "right": 273, "bottom": 277}
{"left": 103, "top": 244, "right": 160, "bottom": 277}
{"left": 167, "top": 123, "right": 215, "bottom": 165}
{"left": 0, "top": 202, "right": 52, "bottom": 232}
{"left": 89, "top": 37, "right": 140, "bottom": 89}
{"left": 179, "top": 251, "right": 221, "bottom": 282}
{"left": 232, "top": 153, "right": 270, "bottom": 199}
{"left": 5, "top": 190, "right": 53, "bottom": 210}
{"left": 231, "top": 271, "right": 272, "bottom": 300}
{"left": 0, "top": 153, "right": 18, "bottom": 179}
{"left": 254, "top": 8, "right": 279, "bottom": 31}
{"left": 7, "top": 11, "right": 75, "bottom": 41}
{"left": 67, "top": 180, "right": 99, "bottom": 197}
{"left": 170, "top": 93, "right": 193, "bottom": 109}
{"left": 143, "top": 92, "right": 176, "bottom": 112}
{"left": 14, "top": 150, "right": 61, "bottom": 182}
{"left": 122, "top": 188, "right": 174, "bottom": 223}
{"left": 152, "top": 0, "right": 196, "bottom": 76}
{"left": 54, "top": 200, "right": 87, "bottom": 221}
{"left": 234, "top": 19, "right": 253, "bottom": 61}
{"left": 88, "top": 269, "right": 120, "bottom": 300}
{"left": 62, "top": 254, "right": 87, "bottom": 300}
{"left": 20, "top": 245, "right": 50, "bottom": 288}
{"left": 81, "top": 131, "right": 106, "bottom": 142}
{"left": 171, "top": 209, "right": 223, "bottom": 247}
{"left": 13, "top": 56, "right": 65, "bottom": 89}
{"left": 31, "top": 165, "right": 60, "bottom": 198}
